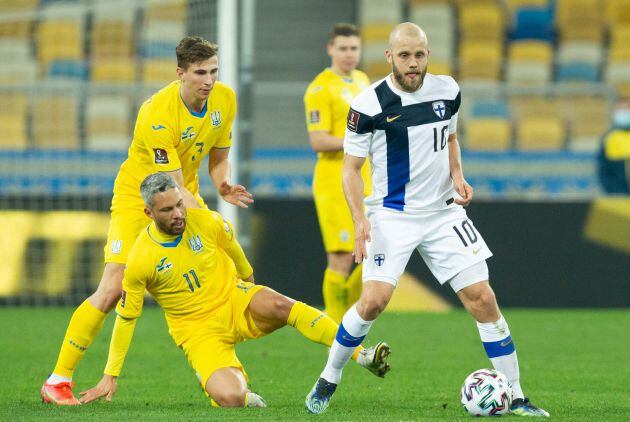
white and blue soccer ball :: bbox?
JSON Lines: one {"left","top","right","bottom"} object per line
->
{"left": 460, "top": 368, "right": 513, "bottom": 417}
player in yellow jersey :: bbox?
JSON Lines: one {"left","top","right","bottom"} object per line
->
{"left": 76, "top": 173, "right": 390, "bottom": 408}
{"left": 304, "top": 24, "right": 371, "bottom": 323}
{"left": 41, "top": 36, "right": 253, "bottom": 405}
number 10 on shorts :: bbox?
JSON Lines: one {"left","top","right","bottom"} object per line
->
{"left": 453, "top": 220, "right": 478, "bottom": 247}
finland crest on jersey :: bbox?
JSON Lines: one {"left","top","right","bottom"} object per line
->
{"left": 344, "top": 73, "right": 462, "bottom": 214}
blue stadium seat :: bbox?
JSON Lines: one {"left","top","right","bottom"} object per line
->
{"left": 556, "top": 62, "right": 600, "bottom": 82}
{"left": 140, "top": 41, "right": 174, "bottom": 58}
{"left": 510, "top": 7, "right": 555, "bottom": 41}
{"left": 47, "top": 60, "right": 88, "bottom": 80}
{"left": 471, "top": 100, "right": 510, "bottom": 119}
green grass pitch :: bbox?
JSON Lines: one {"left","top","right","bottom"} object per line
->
{"left": 1, "top": 308, "right": 629, "bottom": 421}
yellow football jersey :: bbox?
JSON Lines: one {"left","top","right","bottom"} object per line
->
{"left": 116, "top": 207, "right": 253, "bottom": 345}
{"left": 112, "top": 80, "right": 236, "bottom": 211}
{"left": 304, "top": 68, "right": 371, "bottom": 194}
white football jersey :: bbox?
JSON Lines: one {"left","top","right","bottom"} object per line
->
{"left": 344, "top": 73, "right": 461, "bottom": 213}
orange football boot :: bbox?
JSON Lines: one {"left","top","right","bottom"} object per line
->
{"left": 41, "top": 381, "right": 80, "bottom": 405}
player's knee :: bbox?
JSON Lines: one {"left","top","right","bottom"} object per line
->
{"left": 271, "top": 295, "right": 294, "bottom": 321}
{"left": 212, "top": 389, "right": 246, "bottom": 407}
{"left": 472, "top": 288, "right": 496, "bottom": 313}
{"left": 358, "top": 295, "right": 388, "bottom": 319}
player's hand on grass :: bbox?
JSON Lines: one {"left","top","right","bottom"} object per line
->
{"left": 353, "top": 214, "right": 371, "bottom": 264}
{"left": 218, "top": 181, "right": 254, "bottom": 208}
{"left": 453, "top": 177, "right": 473, "bottom": 206}
{"left": 79, "top": 374, "right": 117, "bottom": 404}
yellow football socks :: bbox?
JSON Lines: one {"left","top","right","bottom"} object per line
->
{"left": 346, "top": 264, "right": 363, "bottom": 306}
{"left": 322, "top": 268, "right": 348, "bottom": 323}
{"left": 287, "top": 301, "right": 362, "bottom": 361}
{"left": 52, "top": 300, "right": 107, "bottom": 378}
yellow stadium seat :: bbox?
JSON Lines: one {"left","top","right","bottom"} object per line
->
{"left": 458, "top": 41, "right": 502, "bottom": 81}
{"left": 0, "top": 94, "right": 28, "bottom": 148}
{"left": 37, "top": 21, "right": 83, "bottom": 66}
{"left": 616, "top": 83, "right": 630, "bottom": 97}
{"left": 91, "top": 22, "right": 134, "bottom": 58}
{"left": 361, "top": 24, "right": 394, "bottom": 43}
{"left": 0, "top": 20, "right": 32, "bottom": 38}
{"left": 557, "top": 97, "right": 609, "bottom": 150}
{"left": 465, "top": 118, "right": 512, "bottom": 151}
{"left": 509, "top": 96, "right": 557, "bottom": 119}
{"left": 505, "top": 0, "right": 549, "bottom": 13}
{"left": 508, "top": 40, "right": 553, "bottom": 62}
{"left": 516, "top": 116, "right": 566, "bottom": 150}
{"left": 364, "top": 61, "right": 391, "bottom": 80}
{"left": 0, "top": 0, "right": 38, "bottom": 11}
{"left": 606, "top": 0, "right": 630, "bottom": 27}
{"left": 459, "top": 4, "right": 504, "bottom": 42}
{"left": 559, "top": 25, "right": 604, "bottom": 42}
{"left": 31, "top": 97, "right": 79, "bottom": 148}
{"left": 557, "top": 0, "right": 604, "bottom": 42}
{"left": 428, "top": 61, "right": 452, "bottom": 76}
{"left": 91, "top": 60, "right": 136, "bottom": 82}
{"left": 145, "top": 0, "right": 187, "bottom": 22}
{"left": 609, "top": 45, "right": 630, "bottom": 61}
{"left": 142, "top": 59, "right": 177, "bottom": 85}
{"left": 459, "top": 4, "right": 504, "bottom": 41}
{"left": 0, "top": 115, "right": 28, "bottom": 149}
{"left": 610, "top": 25, "right": 630, "bottom": 48}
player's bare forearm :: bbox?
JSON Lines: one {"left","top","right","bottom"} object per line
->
{"left": 308, "top": 131, "right": 344, "bottom": 152}
{"left": 343, "top": 154, "right": 371, "bottom": 263}
{"left": 447, "top": 134, "right": 473, "bottom": 206}
{"left": 447, "top": 134, "right": 464, "bottom": 181}
{"left": 342, "top": 156, "right": 366, "bottom": 221}
{"left": 209, "top": 147, "right": 231, "bottom": 189}
{"left": 164, "top": 169, "right": 201, "bottom": 209}
{"left": 209, "top": 147, "right": 253, "bottom": 208}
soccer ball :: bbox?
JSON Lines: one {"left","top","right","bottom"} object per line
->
{"left": 460, "top": 368, "right": 512, "bottom": 416}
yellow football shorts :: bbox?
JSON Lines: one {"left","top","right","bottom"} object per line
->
{"left": 180, "top": 281, "right": 266, "bottom": 388}
{"left": 314, "top": 192, "right": 355, "bottom": 253}
{"left": 103, "top": 209, "right": 151, "bottom": 264}
{"left": 104, "top": 193, "right": 207, "bottom": 264}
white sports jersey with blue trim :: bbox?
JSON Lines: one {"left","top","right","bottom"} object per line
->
{"left": 344, "top": 73, "right": 461, "bottom": 213}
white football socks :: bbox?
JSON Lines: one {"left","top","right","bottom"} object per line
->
{"left": 477, "top": 315, "right": 524, "bottom": 400}
{"left": 47, "top": 374, "right": 72, "bottom": 385}
{"left": 321, "top": 305, "right": 373, "bottom": 384}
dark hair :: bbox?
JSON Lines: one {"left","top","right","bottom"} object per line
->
{"left": 328, "top": 23, "right": 360, "bottom": 44}
{"left": 176, "top": 36, "right": 218, "bottom": 69}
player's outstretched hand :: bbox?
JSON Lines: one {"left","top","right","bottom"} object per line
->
{"left": 453, "top": 178, "right": 473, "bottom": 206}
{"left": 219, "top": 181, "right": 254, "bottom": 208}
{"left": 353, "top": 215, "right": 371, "bottom": 264}
{"left": 79, "top": 374, "right": 117, "bottom": 404}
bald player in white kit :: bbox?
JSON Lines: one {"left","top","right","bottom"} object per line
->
{"left": 305, "top": 23, "right": 549, "bottom": 417}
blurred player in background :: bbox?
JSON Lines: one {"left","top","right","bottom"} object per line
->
{"left": 41, "top": 36, "right": 253, "bottom": 405}
{"left": 77, "top": 173, "right": 390, "bottom": 408}
{"left": 598, "top": 97, "right": 630, "bottom": 194}
{"left": 305, "top": 23, "right": 549, "bottom": 417}
{"left": 303, "top": 24, "right": 371, "bottom": 323}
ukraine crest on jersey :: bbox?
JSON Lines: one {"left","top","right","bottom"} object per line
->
{"left": 111, "top": 80, "right": 237, "bottom": 211}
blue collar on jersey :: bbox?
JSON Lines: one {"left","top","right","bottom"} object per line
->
{"left": 180, "top": 92, "right": 208, "bottom": 118}
{"left": 147, "top": 226, "right": 183, "bottom": 248}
